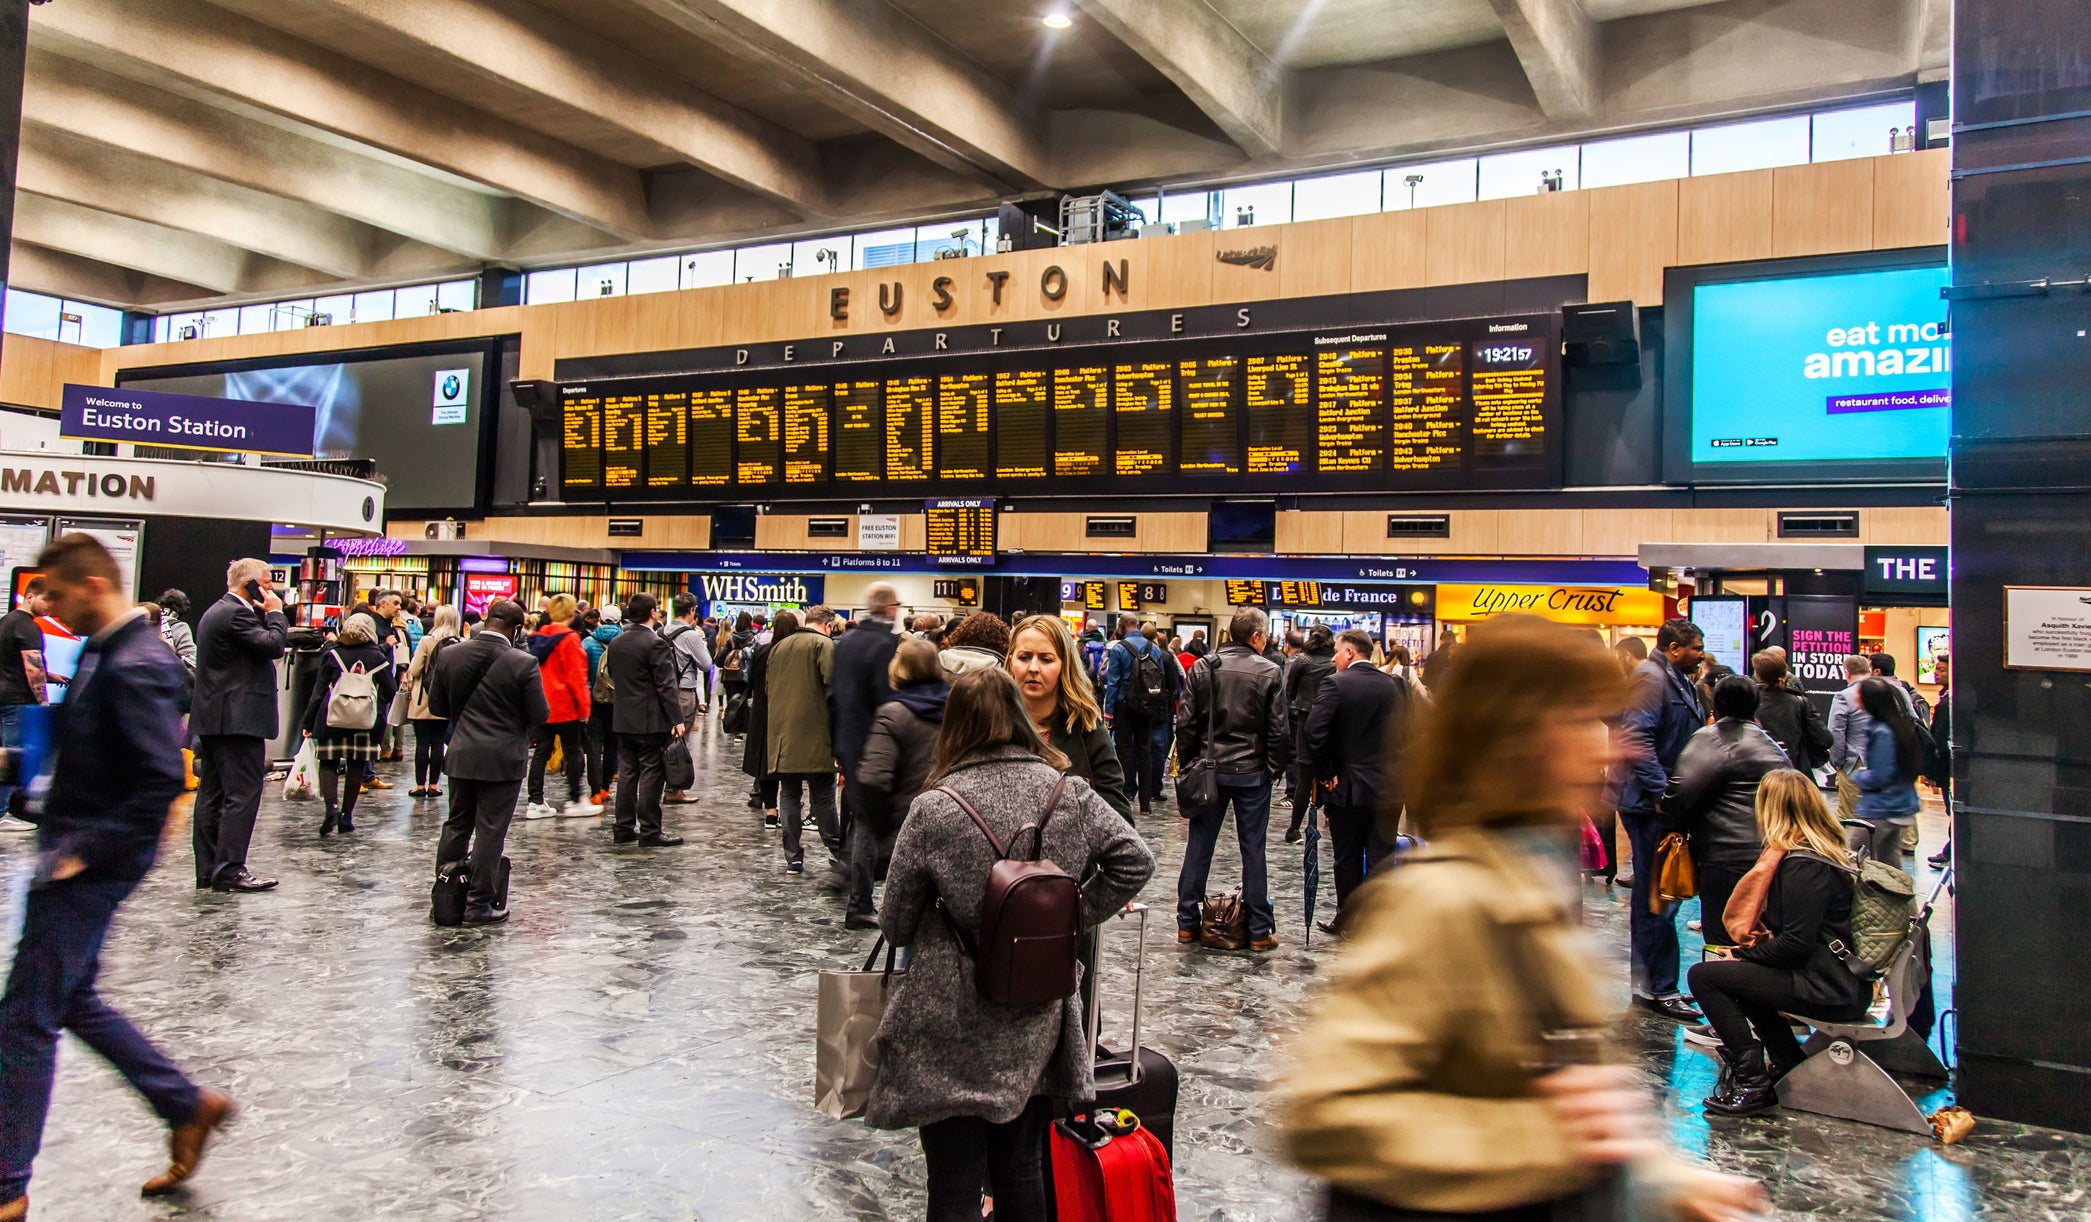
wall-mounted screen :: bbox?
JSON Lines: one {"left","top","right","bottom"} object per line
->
{"left": 119, "top": 341, "right": 498, "bottom": 512}
{"left": 557, "top": 313, "right": 1561, "bottom": 502}
{"left": 1664, "top": 251, "right": 1948, "bottom": 484}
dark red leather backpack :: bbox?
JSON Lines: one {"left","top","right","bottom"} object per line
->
{"left": 934, "top": 774, "right": 1083, "bottom": 1008}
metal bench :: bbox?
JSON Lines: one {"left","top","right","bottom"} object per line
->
{"left": 1778, "top": 909, "right": 1948, "bottom": 1134}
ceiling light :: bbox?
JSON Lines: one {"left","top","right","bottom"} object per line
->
{"left": 1042, "top": 13, "right": 1072, "bottom": 28}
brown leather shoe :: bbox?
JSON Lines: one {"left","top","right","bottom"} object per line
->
{"left": 0, "top": 1193, "right": 27, "bottom": 1220}
{"left": 140, "top": 1090, "right": 236, "bottom": 1197}
{"left": 363, "top": 777, "right": 394, "bottom": 791}
{"left": 1250, "top": 935, "right": 1279, "bottom": 953}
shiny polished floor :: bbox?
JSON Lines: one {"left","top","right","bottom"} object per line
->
{"left": 2, "top": 721, "right": 2085, "bottom": 1220}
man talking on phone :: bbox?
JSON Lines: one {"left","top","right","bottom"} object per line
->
{"left": 190, "top": 558, "right": 289, "bottom": 892}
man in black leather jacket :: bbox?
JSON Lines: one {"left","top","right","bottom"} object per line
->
{"left": 1659, "top": 675, "right": 1791, "bottom": 947}
{"left": 1174, "top": 607, "right": 1288, "bottom": 950}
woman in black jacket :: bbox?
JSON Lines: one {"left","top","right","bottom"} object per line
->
{"left": 301, "top": 616, "right": 397, "bottom": 836}
{"left": 1007, "top": 614, "right": 1134, "bottom": 822}
{"left": 857, "top": 637, "right": 951, "bottom": 834}
{"left": 1659, "top": 676, "right": 1790, "bottom": 946}
{"left": 1750, "top": 651, "right": 1830, "bottom": 771}
{"left": 1687, "top": 769, "right": 1874, "bottom": 1116}
{"left": 1282, "top": 624, "right": 1336, "bottom": 839}
{"left": 740, "top": 610, "right": 797, "bottom": 830}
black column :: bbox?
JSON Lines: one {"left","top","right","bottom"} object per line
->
{"left": 0, "top": 0, "right": 29, "bottom": 343}
{"left": 1949, "top": 1, "right": 2091, "bottom": 1132}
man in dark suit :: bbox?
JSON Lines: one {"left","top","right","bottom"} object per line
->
{"left": 828, "top": 582, "right": 901, "bottom": 929}
{"left": 189, "top": 558, "right": 288, "bottom": 892}
{"left": 605, "top": 593, "right": 685, "bottom": 847}
{"left": 429, "top": 599, "right": 547, "bottom": 926}
{"left": 1303, "top": 628, "right": 1411, "bottom": 924}
{"left": 1605, "top": 616, "right": 1708, "bottom": 1022}
{"left": 0, "top": 535, "right": 236, "bottom": 1216}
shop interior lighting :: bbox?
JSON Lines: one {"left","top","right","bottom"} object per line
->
{"left": 1042, "top": 12, "right": 1072, "bottom": 28}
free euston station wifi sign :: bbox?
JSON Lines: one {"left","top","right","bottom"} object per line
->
{"left": 61, "top": 383, "right": 317, "bottom": 458}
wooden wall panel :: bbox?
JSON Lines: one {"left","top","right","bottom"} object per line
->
{"left": 1425, "top": 200, "right": 1506, "bottom": 286}
{"left": 1873, "top": 149, "right": 1950, "bottom": 250}
{"left": 1503, "top": 191, "right": 1591, "bottom": 281}
{"left": 1674, "top": 508, "right": 1777, "bottom": 543}
{"left": 1277, "top": 511, "right": 1339, "bottom": 553}
{"left": 1773, "top": 160, "right": 1874, "bottom": 257}
{"left": 1136, "top": 513, "right": 1208, "bottom": 553}
{"left": 1585, "top": 181, "right": 1679, "bottom": 305}
{"left": 1579, "top": 508, "right": 1672, "bottom": 558}
{"left": 385, "top": 514, "right": 709, "bottom": 549}
{"left": 1677, "top": 169, "right": 1774, "bottom": 266}
{"left": 1277, "top": 217, "right": 1353, "bottom": 300}
{"left": 1859, "top": 506, "right": 1949, "bottom": 544}
{"left": 0, "top": 334, "right": 101, "bottom": 409}
{"left": 1349, "top": 209, "right": 1430, "bottom": 293}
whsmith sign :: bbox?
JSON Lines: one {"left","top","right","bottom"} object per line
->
{"left": 62, "top": 383, "right": 317, "bottom": 458}
{"left": 697, "top": 573, "right": 822, "bottom": 607}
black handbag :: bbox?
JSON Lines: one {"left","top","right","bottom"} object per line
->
{"left": 1173, "top": 654, "right": 1222, "bottom": 816}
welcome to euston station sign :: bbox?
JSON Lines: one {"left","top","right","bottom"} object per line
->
{"left": 61, "top": 383, "right": 317, "bottom": 459}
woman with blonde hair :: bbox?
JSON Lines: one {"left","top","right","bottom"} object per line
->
{"left": 403, "top": 604, "right": 463, "bottom": 799}
{"left": 1006, "top": 614, "right": 1131, "bottom": 823}
{"left": 1282, "top": 615, "right": 1762, "bottom": 1221}
{"left": 1686, "top": 770, "right": 1873, "bottom": 1117}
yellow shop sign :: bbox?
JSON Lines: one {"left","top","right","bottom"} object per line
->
{"left": 1436, "top": 584, "right": 1666, "bottom": 627}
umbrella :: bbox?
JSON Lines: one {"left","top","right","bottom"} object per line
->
{"left": 1301, "top": 792, "right": 1323, "bottom": 946}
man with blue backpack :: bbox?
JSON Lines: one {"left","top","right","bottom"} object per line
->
{"left": 1104, "top": 612, "right": 1177, "bottom": 816}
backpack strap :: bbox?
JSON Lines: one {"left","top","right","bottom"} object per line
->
{"left": 933, "top": 783, "right": 1009, "bottom": 859}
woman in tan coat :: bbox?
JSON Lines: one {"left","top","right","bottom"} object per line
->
{"left": 1280, "top": 615, "right": 1764, "bottom": 1222}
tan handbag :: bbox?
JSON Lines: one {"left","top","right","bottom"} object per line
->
{"left": 1652, "top": 832, "right": 1697, "bottom": 912}
{"left": 814, "top": 938, "right": 899, "bottom": 1120}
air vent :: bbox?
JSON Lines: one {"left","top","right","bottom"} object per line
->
{"left": 1387, "top": 513, "right": 1451, "bottom": 539}
{"left": 1778, "top": 511, "right": 1860, "bottom": 539}
{"left": 606, "top": 518, "right": 643, "bottom": 538}
{"left": 807, "top": 517, "right": 850, "bottom": 539}
{"left": 1086, "top": 515, "right": 1137, "bottom": 538}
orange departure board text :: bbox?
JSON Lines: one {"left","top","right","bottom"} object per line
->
{"left": 936, "top": 373, "right": 991, "bottom": 480}
{"left": 783, "top": 384, "right": 828, "bottom": 484}
{"left": 562, "top": 394, "right": 602, "bottom": 488}
{"left": 1469, "top": 338, "right": 1548, "bottom": 465}
{"left": 644, "top": 392, "right": 688, "bottom": 487}
{"left": 833, "top": 380, "right": 881, "bottom": 483}
{"left": 602, "top": 393, "right": 645, "bottom": 489}
{"left": 689, "top": 389, "right": 733, "bottom": 487}
{"left": 1224, "top": 579, "right": 1262, "bottom": 606}
{"left": 1388, "top": 342, "right": 1464, "bottom": 472}
{"left": 1316, "top": 348, "right": 1387, "bottom": 473}
{"left": 1053, "top": 366, "right": 1107, "bottom": 477}
{"left": 925, "top": 498, "right": 996, "bottom": 564}
{"left": 735, "top": 386, "right": 779, "bottom": 484}
{"left": 1246, "top": 354, "right": 1309, "bottom": 474}
{"left": 1179, "top": 357, "right": 1239, "bottom": 474}
{"left": 1113, "top": 362, "right": 1172, "bottom": 476}
{"left": 885, "top": 376, "right": 933, "bottom": 481}
{"left": 995, "top": 370, "right": 1049, "bottom": 479}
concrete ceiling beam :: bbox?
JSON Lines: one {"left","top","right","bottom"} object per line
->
{"left": 1072, "top": 0, "right": 1285, "bottom": 159}
{"left": 31, "top": 0, "right": 652, "bottom": 240}
{"left": 11, "top": 194, "right": 320, "bottom": 296}
{"left": 1488, "top": 0, "right": 1602, "bottom": 121}
{"left": 622, "top": 0, "right": 1052, "bottom": 191}
{"left": 8, "top": 242, "right": 217, "bottom": 309}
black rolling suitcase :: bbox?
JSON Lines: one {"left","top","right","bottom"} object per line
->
{"left": 1084, "top": 903, "right": 1179, "bottom": 1157}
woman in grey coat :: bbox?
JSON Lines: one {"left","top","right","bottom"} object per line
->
{"left": 867, "top": 667, "right": 1155, "bottom": 1222}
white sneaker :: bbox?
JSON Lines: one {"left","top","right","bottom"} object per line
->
{"left": 560, "top": 800, "right": 603, "bottom": 818}
{"left": 0, "top": 814, "right": 33, "bottom": 833}
{"left": 523, "top": 802, "right": 557, "bottom": 820}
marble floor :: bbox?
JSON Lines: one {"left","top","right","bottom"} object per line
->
{"left": 2, "top": 722, "right": 2086, "bottom": 1221}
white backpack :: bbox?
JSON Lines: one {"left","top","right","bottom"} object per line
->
{"left": 326, "top": 659, "right": 379, "bottom": 730}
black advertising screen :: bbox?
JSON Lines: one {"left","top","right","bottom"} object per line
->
{"left": 558, "top": 313, "right": 1561, "bottom": 499}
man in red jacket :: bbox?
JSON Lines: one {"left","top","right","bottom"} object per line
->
{"left": 523, "top": 593, "right": 598, "bottom": 819}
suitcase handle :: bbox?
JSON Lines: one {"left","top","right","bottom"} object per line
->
{"left": 1087, "top": 903, "right": 1148, "bottom": 1088}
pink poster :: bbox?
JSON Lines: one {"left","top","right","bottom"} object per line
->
{"left": 461, "top": 573, "right": 517, "bottom": 618}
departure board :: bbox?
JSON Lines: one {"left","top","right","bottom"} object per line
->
{"left": 1316, "top": 348, "right": 1387, "bottom": 473}
{"left": 645, "top": 392, "right": 688, "bottom": 487}
{"left": 558, "top": 311, "right": 1559, "bottom": 499}
{"left": 1054, "top": 366, "right": 1107, "bottom": 477}
{"left": 1246, "top": 354, "right": 1309, "bottom": 474}
{"left": 925, "top": 497, "right": 996, "bottom": 565}
{"left": 690, "top": 389, "right": 733, "bottom": 487}
{"left": 937, "top": 373, "right": 991, "bottom": 480}
{"left": 783, "top": 384, "right": 828, "bottom": 485}
{"left": 995, "top": 370, "right": 1050, "bottom": 479}
{"left": 834, "top": 380, "right": 882, "bottom": 484}
{"left": 1112, "top": 362, "right": 1173, "bottom": 477}
{"left": 885, "top": 375, "right": 933, "bottom": 481}
{"left": 603, "top": 393, "right": 645, "bottom": 489}
{"left": 1388, "top": 342, "right": 1464, "bottom": 473}
{"left": 1224, "top": 579, "right": 1262, "bottom": 605}
{"left": 563, "top": 393, "right": 602, "bottom": 488}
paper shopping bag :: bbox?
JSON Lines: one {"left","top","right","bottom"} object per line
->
{"left": 815, "top": 938, "right": 899, "bottom": 1120}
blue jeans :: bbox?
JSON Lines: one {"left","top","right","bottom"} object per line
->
{"left": 0, "top": 704, "right": 22, "bottom": 814}
{"left": 1111, "top": 712, "right": 1171, "bottom": 808}
{"left": 1, "top": 876, "right": 200, "bottom": 1202}
{"left": 1176, "top": 782, "right": 1274, "bottom": 940}
{"left": 1621, "top": 809, "right": 1683, "bottom": 999}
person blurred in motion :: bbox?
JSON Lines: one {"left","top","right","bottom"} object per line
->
{"left": 1006, "top": 614, "right": 1131, "bottom": 823}
{"left": 153, "top": 588, "right": 196, "bottom": 676}
{"left": 832, "top": 584, "right": 903, "bottom": 927}
{"left": 767, "top": 604, "right": 839, "bottom": 872}
{"left": 742, "top": 609, "right": 798, "bottom": 834}
{"left": 852, "top": 637, "right": 950, "bottom": 927}
{"left": 1104, "top": 611, "right": 1176, "bottom": 816}
{"left": 1175, "top": 607, "right": 1288, "bottom": 951}
{"left": 1281, "top": 615, "right": 1765, "bottom": 1222}
{"left": 430, "top": 599, "right": 548, "bottom": 926}
{"left": 1378, "top": 643, "right": 1423, "bottom": 695}
{"left": 1848, "top": 677, "right": 1922, "bottom": 869}
{"left": 1302, "top": 628, "right": 1411, "bottom": 923}
{"left": 403, "top": 604, "right": 463, "bottom": 799}
{"left": 1688, "top": 771, "right": 1873, "bottom": 1116}
{"left": 866, "top": 667, "right": 1155, "bottom": 1222}
{"left": 606, "top": 594, "right": 686, "bottom": 848}
{"left": 1926, "top": 653, "right": 1954, "bottom": 868}
{"left": 300, "top": 615, "right": 396, "bottom": 837}
{"left": 0, "top": 535, "right": 237, "bottom": 1218}
{"left": 523, "top": 594, "right": 596, "bottom": 820}
{"left": 1659, "top": 676, "right": 1786, "bottom": 951}
{"left": 1749, "top": 651, "right": 1828, "bottom": 773}
{"left": 190, "top": 557, "right": 289, "bottom": 893}
{"left": 1605, "top": 617, "right": 1707, "bottom": 1022}
{"left": 938, "top": 611, "right": 1010, "bottom": 678}
{"left": 582, "top": 604, "right": 622, "bottom": 806}
{"left": 0, "top": 577, "right": 50, "bottom": 832}
{"left": 1282, "top": 624, "right": 1337, "bottom": 840}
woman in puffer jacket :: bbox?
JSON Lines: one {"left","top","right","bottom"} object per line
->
{"left": 1658, "top": 675, "right": 1790, "bottom": 948}
{"left": 856, "top": 637, "right": 950, "bottom": 836}
{"left": 522, "top": 593, "right": 595, "bottom": 819}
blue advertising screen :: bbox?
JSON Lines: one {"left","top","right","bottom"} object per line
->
{"left": 1689, "top": 265, "right": 1949, "bottom": 467}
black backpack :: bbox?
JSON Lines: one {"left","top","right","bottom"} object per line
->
{"left": 1127, "top": 643, "right": 1170, "bottom": 719}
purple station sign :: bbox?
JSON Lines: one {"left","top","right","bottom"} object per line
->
{"left": 60, "top": 383, "right": 317, "bottom": 458}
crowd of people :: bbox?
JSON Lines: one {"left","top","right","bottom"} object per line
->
{"left": 0, "top": 548, "right": 1952, "bottom": 1220}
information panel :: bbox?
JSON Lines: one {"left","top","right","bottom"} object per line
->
{"left": 925, "top": 498, "right": 996, "bottom": 566}
{"left": 558, "top": 311, "right": 1560, "bottom": 499}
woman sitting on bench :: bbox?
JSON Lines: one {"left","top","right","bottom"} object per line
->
{"left": 1689, "top": 770, "right": 1874, "bottom": 1117}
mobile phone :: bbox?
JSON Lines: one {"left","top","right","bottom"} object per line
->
{"left": 243, "top": 579, "right": 265, "bottom": 604}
